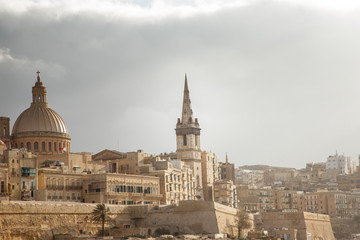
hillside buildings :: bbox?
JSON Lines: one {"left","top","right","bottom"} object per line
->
{"left": 0, "top": 72, "right": 237, "bottom": 208}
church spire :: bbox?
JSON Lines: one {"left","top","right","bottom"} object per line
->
{"left": 182, "top": 73, "right": 194, "bottom": 124}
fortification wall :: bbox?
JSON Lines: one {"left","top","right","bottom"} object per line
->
{"left": 263, "top": 211, "right": 334, "bottom": 240}
{"left": 140, "top": 201, "right": 237, "bottom": 237}
{"left": 0, "top": 201, "right": 129, "bottom": 240}
{"left": 0, "top": 200, "right": 238, "bottom": 239}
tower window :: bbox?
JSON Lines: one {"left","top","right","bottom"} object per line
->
{"left": 27, "top": 142, "right": 31, "bottom": 150}
{"left": 34, "top": 142, "right": 38, "bottom": 151}
{"left": 183, "top": 135, "right": 187, "bottom": 146}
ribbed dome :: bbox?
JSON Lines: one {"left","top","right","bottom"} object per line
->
{"left": 12, "top": 105, "right": 68, "bottom": 135}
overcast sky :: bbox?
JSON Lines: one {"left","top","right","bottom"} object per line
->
{"left": 1, "top": 0, "right": 360, "bottom": 169}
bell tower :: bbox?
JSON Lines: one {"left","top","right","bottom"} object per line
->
{"left": 0, "top": 117, "right": 10, "bottom": 148}
{"left": 175, "top": 74, "right": 203, "bottom": 198}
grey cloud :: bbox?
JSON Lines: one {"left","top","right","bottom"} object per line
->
{"left": 1, "top": 2, "right": 360, "bottom": 168}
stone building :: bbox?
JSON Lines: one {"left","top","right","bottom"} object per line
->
{"left": 93, "top": 149, "right": 147, "bottom": 175}
{"left": 219, "top": 154, "right": 235, "bottom": 183}
{"left": 213, "top": 179, "right": 237, "bottom": 208}
{"left": 235, "top": 168, "right": 264, "bottom": 186}
{"left": 142, "top": 157, "right": 196, "bottom": 204}
{"left": 4, "top": 148, "right": 37, "bottom": 200}
{"left": 175, "top": 75, "right": 203, "bottom": 199}
{"left": 82, "top": 173, "right": 162, "bottom": 205}
{"left": 37, "top": 167, "right": 83, "bottom": 202}
{"left": 10, "top": 71, "right": 71, "bottom": 154}
{"left": 201, "top": 151, "right": 219, "bottom": 201}
{"left": 0, "top": 117, "right": 11, "bottom": 148}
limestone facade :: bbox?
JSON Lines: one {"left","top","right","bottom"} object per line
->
{"left": 219, "top": 155, "right": 235, "bottom": 183}
{"left": 142, "top": 157, "right": 197, "bottom": 204}
{"left": 36, "top": 168, "right": 83, "bottom": 202}
{"left": 0, "top": 117, "right": 10, "bottom": 148}
{"left": 262, "top": 211, "right": 335, "bottom": 240}
{"left": 82, "top": 173, "right": 162, "bottom": 205}
{"left": 213, "top": 179, "right": 237, "bottom": 208}
{"left": 201, "top": 151, "right": 219, "bottom": 201}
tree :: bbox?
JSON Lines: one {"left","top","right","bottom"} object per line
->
{"left": 91, "top": 203, "right": 110, "bottom": 236}
{"left": 235, "top": 210, "right": 251, "bottom": 239}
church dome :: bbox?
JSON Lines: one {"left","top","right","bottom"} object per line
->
{"left": 12, "top": 105, "right": 68, "bottom": 135}
{"left": 11, "top": 71, "right": 71, "bottom": 154}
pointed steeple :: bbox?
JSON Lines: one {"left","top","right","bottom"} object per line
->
{"left": 182, "top": 74, "right": 194, "bottom": 124}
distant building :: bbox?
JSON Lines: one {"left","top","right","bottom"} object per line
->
{"left": 219, "top": 154, "right": 235, "bottom": 183}
{"left": 201, "top": 151, "right": 219, "bottom": 201}
{"left": 326, "top": 152, "right": 356, "bottom": 175}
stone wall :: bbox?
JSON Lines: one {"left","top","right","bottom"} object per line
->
{"left": 0, "top": 201, "right": 129, "bottom": 240}
{"left": 262, "top": 211, "right": 335, "bottom": 240}
{"left": 139, "top": 201, "right": 237, "bottom": 237}
{"left": 0, "top": 200, "right": 239, "bottom": 239}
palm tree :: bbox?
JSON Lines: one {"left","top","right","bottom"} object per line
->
{"left": 91, "top": 203, "right": 110, "bottom": 236}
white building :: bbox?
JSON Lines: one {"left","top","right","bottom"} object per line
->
{"left": 326, "top": 152, "right": 356, "bottom": 175}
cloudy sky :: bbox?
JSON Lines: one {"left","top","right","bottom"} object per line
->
{"left": 1, "top": 0, "right": 360, "bottom": 169}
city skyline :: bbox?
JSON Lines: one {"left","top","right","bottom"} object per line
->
{"left": 1, "top": 0, "right": 360, "bottom": 169}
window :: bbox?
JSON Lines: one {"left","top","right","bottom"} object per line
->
{"left": 48, "top": 142, "right": 52, "bottom": 151}
{"left": 34, "top": 142, "right": 38, "bottom": 151}
{"left": 0, "top": 181, "right": 4, "bottom": 193}
{"left": 27, "top": 142, "right": 31, "bottom": 150}
{"left": 183, "top": 135, "right": 187, "bottom": 146}
{"left": 20, "top": 142, "right": 24, "bottom": 148}
{"left": 54, "top": 142, "right": 57, "bottom": 151}
{"left": 42, "top": 142, "right": 45, "bottom": 151}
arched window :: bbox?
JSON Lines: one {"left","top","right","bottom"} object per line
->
{"left": 54, "top": 142, "right": 57, "bottom": 151}
{"left": 34, "top": 142, "right": 38, "bottom": 151}
{"left": 48, "top": 142, "right": 52, "bottom": 151}
{"left": 20, "top": 142, "right": 24, "bottom": 148}
{"left": 42, "top": 142, "right": 45, "bottom": 151}
{"left": 27, "top": 142, "right": 31, "bottom": 150}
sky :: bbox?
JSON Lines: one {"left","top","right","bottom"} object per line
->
{"left": 1, "top": 0, "right": 360, "bottom": 169}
